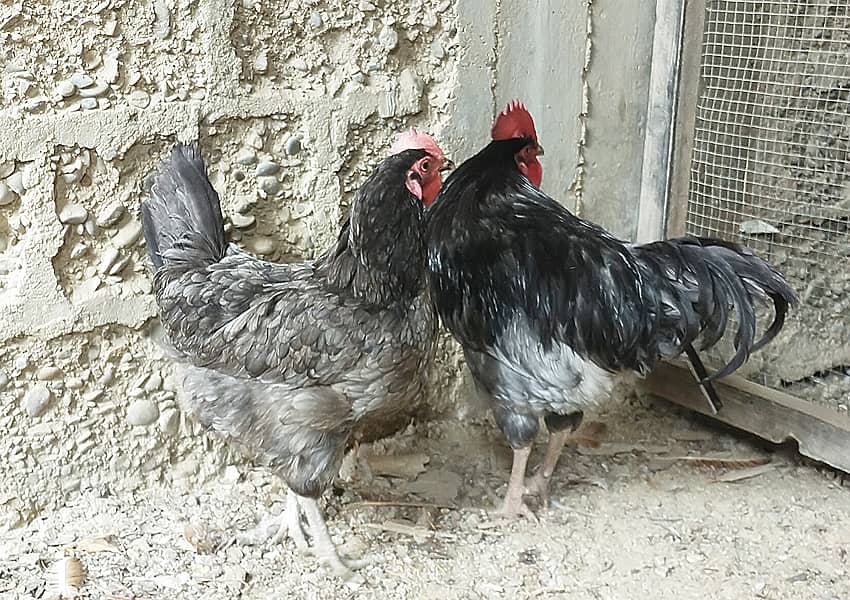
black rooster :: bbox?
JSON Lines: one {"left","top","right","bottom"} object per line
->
{"left": 426, "top": 101, "right": 796, "bottom": 517}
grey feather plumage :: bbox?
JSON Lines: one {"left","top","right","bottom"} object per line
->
{"left": 143, "top": 143, "right": 437, "bottom": 498}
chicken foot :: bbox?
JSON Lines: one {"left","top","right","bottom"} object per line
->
{"left": 271, "top": 489, "right": 309, "bottom": 552}
{"left": 229, "top": 489, "right": 308, "bottom": 549}
{"left": 300, "top": 496, "right": 370, "bottom": 583}
{"left": 233, "top": 490, "right": 367, "bottom": 583}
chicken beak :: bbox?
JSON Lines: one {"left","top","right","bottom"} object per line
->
{"left": 440, "top": 158, "right": 455, "bottom": 172}
{"left": 536, "top": 144, "right": 545, "bottom": 156}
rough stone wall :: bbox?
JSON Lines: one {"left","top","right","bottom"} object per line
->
{"left": 0, "top": 0, "right": 462, "bottom": 529}
{"left": 0, "top": 0, "right": 659, "bottom": 531}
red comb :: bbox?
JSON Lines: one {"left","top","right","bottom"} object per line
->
{"left": 389, "top": 128, "right": 445, "bottom": 161}
{"left": 491, "top": 99, "right": 538, "bottom": 142}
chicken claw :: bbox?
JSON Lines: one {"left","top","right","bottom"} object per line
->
{"left": 300, "top": 497, "right": 368, "bottom": 585}
{"left": 271, "top": 489, "right": 309, "bottom": 553}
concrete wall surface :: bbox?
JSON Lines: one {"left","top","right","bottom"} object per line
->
{"left": 0, "top": 0, "right": 656, "bottom": 529}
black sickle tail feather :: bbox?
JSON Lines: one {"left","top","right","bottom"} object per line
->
{"left": 141, "top": 142, "right": 227, "bottom": 272}
{"left": 684, "top": 343, "right": 722, "bottom": 414}
{"left": 633, "top": 236, "right": 797, "bottom": 404}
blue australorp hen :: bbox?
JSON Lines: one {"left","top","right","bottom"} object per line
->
{"left": 141, "top": 132, "right": 446, "bottom": 581}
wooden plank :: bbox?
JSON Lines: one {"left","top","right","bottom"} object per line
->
{"left": 665, "top": 0, "right": 707, "bottom": 237}
{"left": 636, "top": 0, "right": 686, "bottom": 243}
{"left": 642, "top": 361, "right": 850, "bottom": 474}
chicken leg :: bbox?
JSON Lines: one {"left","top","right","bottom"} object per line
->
{"left": 525, "top": 411, "right": 583, "bottom": 504}
{"left": 497, "top": 446, "right": 536, "bottom": 519}
{"left": 524, "top": 429, "right": 571, "bottom": 504}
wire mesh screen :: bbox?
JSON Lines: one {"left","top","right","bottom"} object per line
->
{"left": 685, "top": 0, "right": 850, "bottom": 410}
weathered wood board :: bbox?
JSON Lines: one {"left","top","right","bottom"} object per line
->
{"left": 643, "top": 361, "right": 850, "bottom": 474}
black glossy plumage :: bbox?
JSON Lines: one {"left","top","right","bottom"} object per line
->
{"left": 426, "top": 137, "right": 796, "bottom": 445}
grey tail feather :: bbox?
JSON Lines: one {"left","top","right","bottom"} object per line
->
{"left": 141, "top": 142, "right": 226, "bottom": 271}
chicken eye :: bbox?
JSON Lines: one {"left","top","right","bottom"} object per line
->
{"left": 421, "top": 160, "right": 430, "bottom": 172}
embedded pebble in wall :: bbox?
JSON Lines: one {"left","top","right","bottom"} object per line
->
{"left": 257, "top": 176, "right": 280, "bottom": 197}
{"left": 250, "top": 237, "right": 275, "bottom": 255}
{"left": 82, "top": 389, "right": 103, "bottom": 403}
{"left": 113, "top": 220, "right": 143, "bottom": 248}
{"left": 153, "top": 0, "right": 171, "bottom": 39}
{"left": 309, "top": 11, "right": 323, "bottom": 29}
{"left": 81, "top": 98, "right": 98, "bottom": 110}
{"left": 103, "top": 15, "right": 118, "bottom": 36}
{"left": 108, "top": 256, "right": 131, "bottom": 276}
{"left": 70, "top": 243, "right": 89, "bottom": 259}
{"left": 6, "top": 171, "right": 25, "bottom": 195}
{"left": 78, "top": 81, "right": 110, "bottom": 98}
{"left": 96, "top": 200, "right": 125, "bottom": 228}
{"left": 14, "top": 354, "right": 29, "bottom": 372}
{"left": 0, "top": 162, "right": 13, "bottom": 179}
{"left": 245, "top": 131, "right": 264, "bottom": 150}
{"left": 0, "top": 182, "right": 16, "bottom": 206}
{"left": 255, "top": 161, "right": 279, "bottom": 176}
{"left": 230, "top": 212, "right": 256, "bottom": 229}
{"left": 158, "top": 408, "right": 179, "bottom": 435}
{"left": 0, "top": 371, "right": 8, "bottom": 390}
{"left": 102, "top": 54, "right": 120, "bottom": 84}
{"left": 23, "top": 384, "right": 52, "bottom": 418}
{"left": 84, "top": 219, "right": 98, "bottom": 236}
{"left": 98, "top": 246, "right": 120, "bottom": 275}
{"left": 60, "top": 159, "right": 85, "bottom": 185}
{"left": 379, "top": 24, "right": 399, "bottom": 50}
{"left": 56, "top": 80, "right": 76, "bottom": 98}
{"left": 253, "top": 52, "right": 268, "bottom": 74}
{"left": 65, "top": 377, "right": 84, "bottom": 389}
{"left": 236, "top": 148, "right": 257, "bottom": 165}
{"left": 431, "top": 41, "right": 446, "bottom": 62}
{"left": 292, "top": 57, "right": 309, "bottom": 72}
{"left": 285, "top": 135, "right": 302, "bottom": 156}
{"left": 128, "top": 90, "right": 151, "bottom": 109}
{"left": 223, "top": 465, "right": 241, "bottom": 484}
{"left": 127, "top": 399, "right": 159, "bottom": 426}
{"left": 70, "top": 74, "right": 94, "bottom": 89}
{"left": 37, "top": 366, "right": 62, "bottom": 380}
{"left": 58, "top": 203, "right": 88, "bottom": 225}
{"left": 144, "top": 373, "right": 163, "bottom": 393}
{"left": 422, "top": 12, "right": 438, "bottom": 29}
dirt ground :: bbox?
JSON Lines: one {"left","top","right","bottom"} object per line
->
{"left": 3, "top": 394, "right": 849, "bottom": 600}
